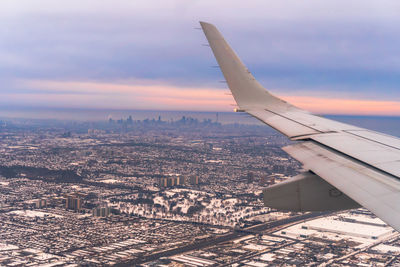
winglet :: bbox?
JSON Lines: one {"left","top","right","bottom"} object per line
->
{"left": 200, "top": 21, "right": 295, "bottom": 112}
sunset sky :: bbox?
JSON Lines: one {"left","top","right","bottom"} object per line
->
{"left": 1, "top": 0, "right": 400, "bottom": 115}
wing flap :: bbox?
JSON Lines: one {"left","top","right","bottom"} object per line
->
{"left": 263, "top": 171, "right": 360, "bottom": 212}
{"left": 346, "top": 130, "right": 400, "bottom": 150}
{"left": 309, "top": 132, "right": 400, "bottom": 177}
{"left": 284, "top": 142, "right": 400, "bottom": 231}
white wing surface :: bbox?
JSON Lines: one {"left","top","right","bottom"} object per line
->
{"left": 200, "top": 21, "right": 400, "bottom": 231}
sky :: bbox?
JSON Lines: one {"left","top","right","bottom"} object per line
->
{"left": 1, "top": 0, "right": 400, "bottom": 116}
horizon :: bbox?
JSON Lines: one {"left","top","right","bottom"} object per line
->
{"left": 2, "top": 107, "right": 400, "bottom": 138}
{"left": 2, "top": 106, "right": 400, "bottom": 121}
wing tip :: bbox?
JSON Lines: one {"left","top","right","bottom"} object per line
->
{"left": 199, "top": 21, "right": 212, "bottom": 26}
{"left": 199, "top": 21, "right": 216, "bottom": 31}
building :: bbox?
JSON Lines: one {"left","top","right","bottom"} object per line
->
{"left": 65, "top": 195, "right": 82, "bottom": 212}
{"left": 35, "top": 199, "right": 47, "bottom": 209}
{"left": 92, "top": 206, "right": 111, "bottom": 217}
{"left": 167, "top": 177, "right": 175, "bottom": 187}
{"left": 159, "top": 177, "right": 179, "bottom": 188}
{"left": 189, "top": 176, "right": 199, "bottom": 185}
{"left": 159, "top": 175, "right": 198, "bottom": 188}
{"left": 177, "top": 176, "right": 186, "bottom": 185}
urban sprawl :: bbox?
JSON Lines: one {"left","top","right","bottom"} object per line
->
{"left": 0, "top": 116, "right": 399, "bottom": 266}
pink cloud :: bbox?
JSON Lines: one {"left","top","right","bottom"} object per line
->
{"left": 13, "top": 79, "right": 234, "bottom": 110}
{"left": 282, "top": 95, "right": 400, "bottom": 115}
{"left": 6, "top": 79, "right": 400, "bottom": 115}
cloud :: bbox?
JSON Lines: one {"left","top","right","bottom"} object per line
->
{"left": 5, "top": 79, "right": 232, "bottom": 110}
{"left": 281, "top": 95, "right": 400, "bottom": 116}
{"left": 1, "top": 0, "right": 400, "bottom": 114}
{"left": 1, "top": 79, "right": 398, "bottom": 115}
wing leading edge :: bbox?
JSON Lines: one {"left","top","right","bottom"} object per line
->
{"left": 200, "top": 21, "right": 400, "bottom": 231}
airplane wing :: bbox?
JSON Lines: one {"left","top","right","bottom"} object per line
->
{"left": 200, "top": 21, "right": 400, "bottom": 231}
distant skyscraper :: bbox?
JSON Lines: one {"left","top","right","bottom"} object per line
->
{"left": 127, "top": 115, "right": 133, "bottom": 124}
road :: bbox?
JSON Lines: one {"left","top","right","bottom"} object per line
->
{"left": 114, "top": 211, "right": 331, "bottom": 266}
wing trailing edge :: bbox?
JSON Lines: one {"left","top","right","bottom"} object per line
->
{"left": 263, "top": 171, "right": 360, "bottom": 212}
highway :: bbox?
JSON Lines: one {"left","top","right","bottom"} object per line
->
{"left": 115, "top": 211, "right": 331, "bottom": 266}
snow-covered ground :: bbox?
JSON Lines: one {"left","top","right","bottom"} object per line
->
{"left": 8, "top": 210, "right": 63, "bottom": 218}
{"left": 100, "top": 179, "right": 119, "bottom": 184}
{"left": 0, "top": 243, "right": 19, "bottom": 251}
{"left": 274, "top": 212, "right": 397, "bottom": 248}
{"left": 117, "top": 188, "right": 269, "bottom": 226}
